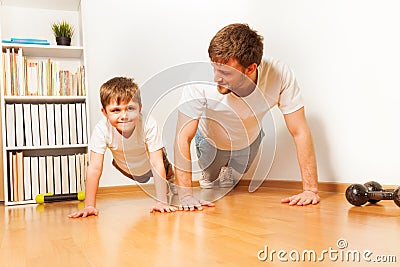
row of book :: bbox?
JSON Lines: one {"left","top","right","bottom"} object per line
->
{"left": 5, "top": 102, "right": 88, "bottom": 148}
{"left": 2, "top": 48, "right": 86, "bottom": 96}
{"left": 8, "top": 152, "right": 87, "bottom": 202}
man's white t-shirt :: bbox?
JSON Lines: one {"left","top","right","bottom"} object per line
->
{"left": 178, "top": 58, "right": 304, "bottom": 150}
{"left": 89, "top": 115, "right": 163, "bottom": 176}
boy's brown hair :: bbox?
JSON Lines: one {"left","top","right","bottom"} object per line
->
{"left": 208, "top": 23, "right": 264, "bottom": 68}
{"left": 100, "top": 77, "right": 141, "bottom": 109}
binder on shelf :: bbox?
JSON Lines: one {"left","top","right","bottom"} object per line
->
{"left": 75, "top": 153, "right": 82, "bottom": 192}
{"left": 8, "top": 152, "right": 14, "bottom": 202}
{"left": 5, "top": 104, "right": 15, "bottom": 147}
{"left": 30, "top": 104, "right": 40, "bottom": 146}
{"left": 60, "top": 155, "right": 69, "bottom": 194}
{"left": 68, "top": 103, "right": 77, "bottom": 144}
{"left": 61, "top": 104, "right": 70, "bottom": 145}
{"left": 38, "top": 156, "right": 47, "bottom": 193}
{"left": 46, "top": 103, "right": 56, "bottom": 146}
{"left": 68, "top": 154, "right": 77, "bottom": 193}
{"left": 46, "top": 156, "right": 54, "bottom": 194}
{"left": 23, "top": 104, "right": 33, "bottom": 147}
{"left": 16, "top": 151, "right": 24, "bottom": 201}
{"left": 14, "top": 103, "right": 24, "bottom": 147}
{"left": 38, "top": 104, "right": 48, "bottom": 146}
{"left": 54, "top": 104, "right": 63, "bottom": 145}
{"left": 53, "top": 156, "right": 62, "bottom": 195}
{"left": 30, "top": 157, "right": 39, "bottom": 199}
{"left": 12, "top": 152, "right": 17, "bottom": 201}
{"left": 23, "top": 156, "right": 32, "bottom": 200}
{"left": 75, "top": 103, "right": 83, "bottom": 144}
{"left": 82, "top": 103, "right": 88, "bottom": 144}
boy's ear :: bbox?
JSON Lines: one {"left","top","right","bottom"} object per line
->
{"left": 139, "top": 104, "right": 142, "bottom": 113}
{"left": 101, "top": 108, "right": 108, "bottom": 117}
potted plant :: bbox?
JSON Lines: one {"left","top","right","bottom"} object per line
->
{"left": 51, "top": 20, "right": 74, "bottom": 46}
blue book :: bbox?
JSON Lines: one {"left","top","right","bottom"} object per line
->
{"left": 11, "top": 37, "right": 49, "bottom": 42}
{"left": 2, "top": 38, "right": 50, "bottom": 45}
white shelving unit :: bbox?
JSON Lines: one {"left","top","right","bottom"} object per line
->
{"left": 0, "top": 0, "right": 89, "bottom": 205}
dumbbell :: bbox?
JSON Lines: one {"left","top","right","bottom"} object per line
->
{"left": 345, "top": 181, "right": 400, "bottom": 207}
{"left": 35, "top": 191, "right": 85, "bottom": 204}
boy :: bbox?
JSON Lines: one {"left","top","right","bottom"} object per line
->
{"left": 69, "top": 77, "right": 177, "bottom": 218}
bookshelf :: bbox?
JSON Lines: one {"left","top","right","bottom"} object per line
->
{"left": 0, "top": 0, "right": 89, "bottom": 205}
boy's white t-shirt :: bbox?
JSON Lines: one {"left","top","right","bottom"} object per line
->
{"left": 178, "top": 58, "right": 304, "bottom": 151}
{"left": 89, "top": 115, "right": 163, "bottom": 176}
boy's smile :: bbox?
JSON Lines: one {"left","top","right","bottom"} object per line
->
{"left": 102, "top": 99, "right": 142, "bottom": 138}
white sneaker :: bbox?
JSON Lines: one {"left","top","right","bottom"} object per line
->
{"left": 199, "top": 171, "right": 218, "bottom": 189}
{"left": 219, "top": 167, "right": 234, "bottom": 188}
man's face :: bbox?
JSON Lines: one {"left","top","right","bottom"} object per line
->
{"left": 102, "top": 99, "right": 141, "bottom": 136}
{"left": 212, "top": 58, "right": 248, "bottom": 95}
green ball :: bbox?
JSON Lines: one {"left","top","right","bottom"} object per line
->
{"left": 77, "top": 191, "right": 85, "bottom": 201}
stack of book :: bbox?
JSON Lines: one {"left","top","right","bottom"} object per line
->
{"left": 2, "top": 38, "right": 50, "bottom": 45}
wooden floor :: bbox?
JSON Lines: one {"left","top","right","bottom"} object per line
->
{"left": 1, "top": 185, "right": 399, "bottom": 267}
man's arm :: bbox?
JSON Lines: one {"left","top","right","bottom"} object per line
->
{"left": 281, "top": 107, "right": 320, "bottom": 206}
{"left": 174, "top": 111, "right": 214, "bottom": 210}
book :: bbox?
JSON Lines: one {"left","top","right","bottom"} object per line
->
{"left": 30, "top": 157, "right": 39, "bottom": 199}
{"left": 3, "top": 38, "right": 50, "bottom": 45}
{"left": 12, "top": 152, "right": 18, "bottom": 201}
{"left": 16, "top": 151, "right": 24, "bottom": 201}
{"left": 23, "top": 156, "right": 32, "bottom": 200}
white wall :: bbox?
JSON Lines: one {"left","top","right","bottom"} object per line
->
{"left": 81, "top": 0, "right": 400, "bottom": 187}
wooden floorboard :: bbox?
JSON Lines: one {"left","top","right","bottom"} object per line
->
{"left": 1, "top": 185, "right": 399, "bottom": 267}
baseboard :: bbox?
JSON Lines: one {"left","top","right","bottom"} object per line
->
{"left": 97, "top": 179, "right": 353, "bottom": 194}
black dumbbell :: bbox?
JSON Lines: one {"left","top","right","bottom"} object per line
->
{"left": 345, "top": 181, "right": 400, "bottom": 207}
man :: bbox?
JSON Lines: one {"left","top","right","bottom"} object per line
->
{"left": 174, "top": 23, "right": 320, "bottom": 211}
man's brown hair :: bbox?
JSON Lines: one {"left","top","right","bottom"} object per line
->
{"left": 208, "top": 23, "right": 264, "bottom": 67}
{"left": 100, "top": 77, "right": 141, "bottom": 109}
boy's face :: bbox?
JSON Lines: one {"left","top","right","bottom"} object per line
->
{"left": 102, "top": 99, "right": 141, "bottom": 136}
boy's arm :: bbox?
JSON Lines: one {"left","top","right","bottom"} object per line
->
{"left": 84, "top": 151, "right": 104, "bottom": 208}
{"left": 68, "top": 151, "right": 104, "bottom": 218}
{"left": 148, "top": 148, "right": 168, "bottom": 203}
{"left": 148, "top": 149, "right": 177, "bottom": 213}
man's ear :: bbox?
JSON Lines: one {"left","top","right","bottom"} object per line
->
{"left": 245, "top": 63, "right": 257, "bottom": 75}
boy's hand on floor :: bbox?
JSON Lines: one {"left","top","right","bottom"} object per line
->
{"left": 68, "top": 206, "right": 99, "bottom": 218}
{"left": 150, "top": 202, "right": 178, "bottom": 213}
